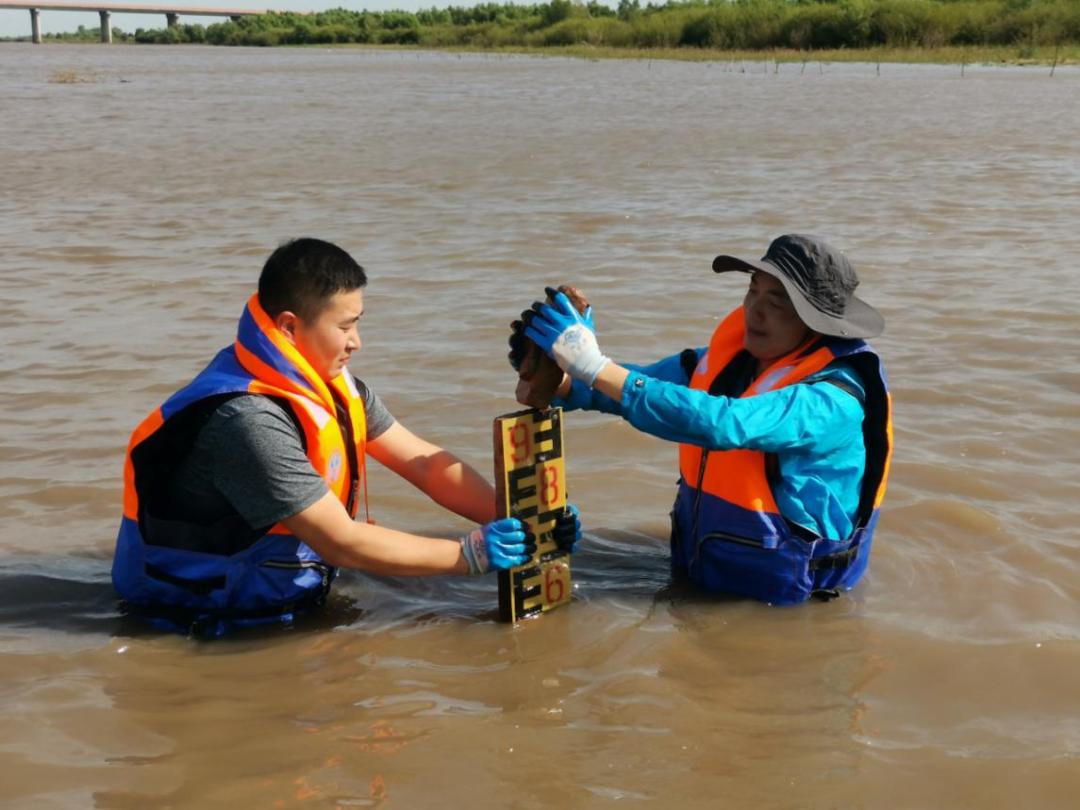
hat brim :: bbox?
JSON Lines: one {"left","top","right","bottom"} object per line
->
{"left": 712, "top": 254, "right": 884, "bottom": 339}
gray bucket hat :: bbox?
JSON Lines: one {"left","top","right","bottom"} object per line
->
{"left": 712, "top": 234, "right": 884, "bottom": 339}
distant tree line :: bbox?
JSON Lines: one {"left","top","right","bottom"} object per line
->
{"left": 71, "top": 1, "right": 1080, "bottom": 50}
{"left": 40, "top": 24, "right": 134, "bottom": 42}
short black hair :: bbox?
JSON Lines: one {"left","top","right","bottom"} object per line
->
{"left": 258, "top": 238, "right": 367, "bottom": 322}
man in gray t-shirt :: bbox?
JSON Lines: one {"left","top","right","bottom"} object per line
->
{"left": 113, "top": 239, "right": 580, "bottom": 634}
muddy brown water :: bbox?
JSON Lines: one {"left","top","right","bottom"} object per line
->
{"left": 1, "top": 45, "right": 1077, "bottom": 808}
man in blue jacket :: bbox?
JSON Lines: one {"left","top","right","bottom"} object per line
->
{"left": 517, "top": 234, "right": 891, "bottom": 605}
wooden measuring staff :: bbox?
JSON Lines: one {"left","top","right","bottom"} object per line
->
{"left": 492, "top": 407, "right": 572, "bottom": 623}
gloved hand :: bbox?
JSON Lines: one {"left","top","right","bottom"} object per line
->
{"left": 552, "top": 504, "right": 582, "bottom": 553}
{"left": 507, "top": 317, "right": 529, "bottom": 372}
{"left": 524, "top": 291, "right": 610, "bottom": 385}
{"left": 460, "top": 517, "right": 537, "bottom": 574}
{"left": 542, "top": 287, "right": 595, "bottom": 333}
{"left": 509, "top": 287, "right": 594, "bottom": 372}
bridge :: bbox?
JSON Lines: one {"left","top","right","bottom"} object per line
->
{"left": 0, "top": 1, "right": 265, "bottom": 43}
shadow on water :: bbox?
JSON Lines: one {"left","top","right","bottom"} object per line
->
{"left": 0, "top": 555, "right": 366, "bottom": 641}
{"left": 0, "top": 555, "right": 125, "bottom": 636}
{"left": 0, "top": 528, "right": 689, "bottom": 642}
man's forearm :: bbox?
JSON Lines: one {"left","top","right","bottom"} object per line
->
{"left": 338, "top": 522, "right": 470, "bottom": 576}
{"left": 416, "top": 451, "right": 497, "bottom": 524}
{"left": 284, "top": 491, "right": 471, "bottom": 575}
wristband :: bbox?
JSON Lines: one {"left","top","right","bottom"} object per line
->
{"left": 459, "top": 528, "right": 489, "bottom": 575}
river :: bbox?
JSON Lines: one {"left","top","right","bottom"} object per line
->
{"left": 1, "top": 44, "right": 1077, "bottom": 808}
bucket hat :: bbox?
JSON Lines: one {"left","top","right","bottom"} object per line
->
{"left": 712, "top": 234, "right": 884, "bottom": 338}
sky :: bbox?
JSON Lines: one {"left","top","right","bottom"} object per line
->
{"left": 0, "top": 1, "right": 504, "bottom": 39}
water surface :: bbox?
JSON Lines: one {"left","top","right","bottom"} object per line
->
{"left": 1, "top": 45, "right": 1077, "bottom": 808}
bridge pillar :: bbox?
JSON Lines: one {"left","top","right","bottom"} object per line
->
{"left": 29, "top": 8, "right": 42, "bottom": 44}
{"left": 166, "top": 12, "right": 178, "bottom": 28}
{"left": 99, "top": 9, "right": 111, "bottom": 43}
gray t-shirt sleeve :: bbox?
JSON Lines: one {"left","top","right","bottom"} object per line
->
{"left": 355, "top": 376, "right": 395, "bottom": 441}
{"left": 203, "top": 397, "right": 330, "bottom": 529}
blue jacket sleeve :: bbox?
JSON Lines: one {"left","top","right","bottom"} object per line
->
{"left": 555, "top": 349, "right": 704, "bottom": 415}
{"left": 617, "top": 366, "right": 865, "bottom": 454}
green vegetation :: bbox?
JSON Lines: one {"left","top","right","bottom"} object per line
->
{"left": 34, "top": 25, "right": 135, "bottom": 43}
{"left": 17, "top": 1, "right": 1080, "bottom": 63}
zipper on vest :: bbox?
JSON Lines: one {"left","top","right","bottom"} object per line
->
{"left": 260, "top": 559, "right": 332, "bottom": 591}
{"left": 700, "top": 530, "right": 768, "bottom": 549}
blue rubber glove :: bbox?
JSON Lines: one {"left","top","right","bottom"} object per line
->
{"left": 543, "top": 287, "right": 596, "bottom": 333}
{"left": 525, "top": 292, "right": 610, "bottom": 385}
{"left": 552, "top": 504, "right": 582, "bottom": 553}
{"left": 460, "top": 517, "right": 536, "bottom": 574}
{"left": 512, "top": 288, "right": 596, "bottom": 371}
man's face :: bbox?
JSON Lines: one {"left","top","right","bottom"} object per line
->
{"left": 289, "top": 288, "right": 363, "bottom": 382}
{"left": 742, "top": 271, "right": 811, "bottom": 366}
